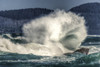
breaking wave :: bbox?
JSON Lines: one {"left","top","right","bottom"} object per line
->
{"left": 0, "top": 10, "right": 87, "bottom": 56}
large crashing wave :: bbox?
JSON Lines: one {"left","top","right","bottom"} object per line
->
{"left": 0, "top": 10, "right": 87, "bottom": 56}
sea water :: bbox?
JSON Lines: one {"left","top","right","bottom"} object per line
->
{"left": 0, "top": 38, "right": 100, "bottom": 67}
{"left": 0, "top": 10, "right": 99, "bottom": 67}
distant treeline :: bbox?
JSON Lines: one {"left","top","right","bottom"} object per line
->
{"left": 0, "top": 8, "right": 53, "bottom": 20}
{"left": 70, "top": 3, "right": 100, "bottom": 35}
{"left": 0, "top": 8, "right": 53, "bottom": 36}
{"left": 0, "top": 4, "right": 100, "bottom": 36}
{"left": 70, "top": 3, "right": 100, "bottom": 13}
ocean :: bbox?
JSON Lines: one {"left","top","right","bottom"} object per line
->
{"left": 0, "top": 10, "right": 98, "bottom": 67}
{"left": 0, "top": 37, "right": 100, "bottom": 67}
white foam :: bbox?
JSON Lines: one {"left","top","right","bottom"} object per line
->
{"left": 0, "top": 10, "right": 87, "bottom": 56}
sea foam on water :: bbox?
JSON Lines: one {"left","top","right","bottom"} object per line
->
{"left": 0, "top": 10, "right": 87, "bottom": 56}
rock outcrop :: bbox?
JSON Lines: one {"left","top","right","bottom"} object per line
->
{"left": 74, "top": 48, "right": 89, "bottom": 55}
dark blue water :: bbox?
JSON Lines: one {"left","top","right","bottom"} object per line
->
{"left": 0, "top": 36, "right": 100, "bottom": 67}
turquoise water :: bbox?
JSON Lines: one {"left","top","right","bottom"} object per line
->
{"left": 0, "top": 51, "right": 100, "bottom": 67}
{"left": 0, "top": 37, "right": 100, "bottom": 67}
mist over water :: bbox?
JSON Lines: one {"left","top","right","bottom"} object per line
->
{"left": 0, "top": 10, "right": 87, "bottom": 56}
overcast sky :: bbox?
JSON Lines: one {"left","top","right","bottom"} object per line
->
{"left": 0, "top": 0, "right": 100, "bottom": 11}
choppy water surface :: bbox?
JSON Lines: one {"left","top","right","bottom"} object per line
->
{"left": 0, "top": 36, "right": 99, "bottom": 67}
{"left": 0, "top": 10, "right": 98, "bottom": 67}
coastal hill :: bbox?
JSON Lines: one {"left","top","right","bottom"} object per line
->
{"left": 0, "top": 8, "right": 53, "bottom": 36}
{"left": 70, "top": 3, "right": 100, "bottom": 35}
{"left": 0, "top": 3, "right": 100, "bottom": 36}
{"left": 0, "top": 8, "right": 53, "bottom": 20}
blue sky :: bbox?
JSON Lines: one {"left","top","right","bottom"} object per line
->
{"left": 0, "top": 0, "right": 100, "bottom": 10}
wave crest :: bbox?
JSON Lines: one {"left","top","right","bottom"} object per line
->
{"left": 0, "top": 10, "right": 87, "bottom": 56}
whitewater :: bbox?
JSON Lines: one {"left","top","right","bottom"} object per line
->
{"left": 0, "top": 10, "right": 87, "bottom": 56}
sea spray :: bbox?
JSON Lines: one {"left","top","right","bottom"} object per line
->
{"left": 0, "top": 10, "right": 87, "bottom": 56}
